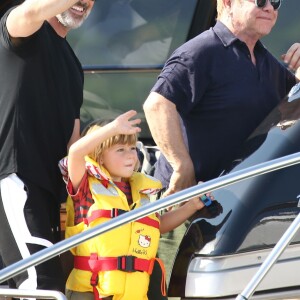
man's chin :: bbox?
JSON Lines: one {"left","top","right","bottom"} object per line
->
{"left": 57, "top": 14, "right": 85, "bottom": 29}
{"left": 66, "top": 19, "right": 85, "bottom": 30}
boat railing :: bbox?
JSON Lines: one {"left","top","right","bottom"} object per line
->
{"left": 0, "top": 287, "right": 66, "bottom": 299}
{"left": 236, "top": 192, "right": 300, "bottom": 300}
{"left": 1, "top": 152, "right": 300, "bottom": 299}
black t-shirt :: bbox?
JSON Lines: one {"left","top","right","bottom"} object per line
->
{"left": 0, "top": 10, "right": 83, "bottom": 199}
{"left": 151, "top": 21, "right": 296, "bottom": 187}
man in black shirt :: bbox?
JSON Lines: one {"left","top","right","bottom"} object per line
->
{"left": 0, "top": 0, "right": 95, "bottom": 294}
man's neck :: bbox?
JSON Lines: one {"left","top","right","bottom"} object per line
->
{"left": 48, "top": 17, "right": 69, "bottom": 38}
{"left": 218, "top": 18, "right": 258, "bottom": 60}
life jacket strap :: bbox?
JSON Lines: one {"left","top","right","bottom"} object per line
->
{"left": 74, "top": 253, "right": 166, "bottom": 299}
{"left": 88, "top": 254, "right": 102, "bottom": 300}
{"left": 83, "top": 209, "right": 160, "bottom": 229}
{"left": 83, "top": 209, "right": 127, "bottom": 225}
{"left": 74, "top": 253, "right": 155, "bottom": 274}
{"left": 155, "top": 257, "right": 167, "bottom": 297}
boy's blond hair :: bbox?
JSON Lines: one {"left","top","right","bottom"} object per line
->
{"left": 82, "top": 119, "right": 140, "bottom": 171}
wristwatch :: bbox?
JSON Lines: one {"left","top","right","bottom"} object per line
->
{"left": 200, "top": 195, "right": 212, "bottom": 207}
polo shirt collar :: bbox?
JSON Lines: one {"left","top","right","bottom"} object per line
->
{"left": 213, "top": 20, "right": 265, "bottom": 51}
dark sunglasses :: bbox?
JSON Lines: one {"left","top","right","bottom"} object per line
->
{"left": 255, "top": 0, "right": 281, "bottom": 10}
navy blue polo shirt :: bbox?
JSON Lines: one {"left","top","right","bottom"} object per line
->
{"left": 151, "top": 21, "right": 296, "bottom": 187}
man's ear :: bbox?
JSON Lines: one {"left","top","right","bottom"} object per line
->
{"left": 223, "top": 0, "right": 232, "bottom": 9}
{"left": 218, "top": 0, "right": 232, "bottom": 21}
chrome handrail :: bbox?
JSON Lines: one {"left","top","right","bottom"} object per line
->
{"left": 0, "top": 152, "right": 300, "bottom": 286}
{"left": 0, "top": 288, "right": 66, "bottom": 299}
{"left": 236, "top": 209, "right": 300, "bottom": 300}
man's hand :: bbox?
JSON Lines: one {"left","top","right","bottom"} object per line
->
{"left": 282, "top": 43, "right": 300, "bottom": 72}
{"left": 163, "top": 165, "right": 196, "bottom": 198}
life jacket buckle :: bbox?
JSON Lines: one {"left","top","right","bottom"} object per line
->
{"left": 111, "top": 208, "right": 127, "bottom": 218}
{"left": 117, "top": 255, "right": 136, "bottom": 272}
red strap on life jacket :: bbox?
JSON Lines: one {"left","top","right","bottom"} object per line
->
{"left": 155, "top": 258, "right": 167, "bottom": 297}
{"left": 83, "top": 209, "right": 160, "bottom": 229}
{"left": 75, "top": 253, "right": 156, "bottom": 300}
{"left": 74, "top": 254, "right": 155, "bottom": 274}
{"left": 83, "top": 209, "right": 126, "bottom": 225}
{"left": 74, "top": 253, "right": 166, "bottom": 299}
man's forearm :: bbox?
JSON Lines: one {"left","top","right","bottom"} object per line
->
{"left": 6, "top": 0, "right": 78, "bottom": 38}
{"left": 144, "top": 92, "right": 191, "bottom": 171}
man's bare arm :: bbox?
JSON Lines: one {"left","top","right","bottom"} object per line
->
{"left": 143, "top": 92, "right": 196, "bottom": 195}
{"left": 6, "top": 0, "right": 78, "bottom": 38}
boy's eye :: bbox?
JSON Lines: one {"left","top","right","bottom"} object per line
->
{"left": 131, "top": 146, "right": 137, "bottom": 151}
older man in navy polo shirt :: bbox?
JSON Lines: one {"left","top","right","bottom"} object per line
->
{"left": 143, "top": 0, "right": 300, "bottom": 287}
{"left": 144, "top": 0, "right": 300, "bottom": 196}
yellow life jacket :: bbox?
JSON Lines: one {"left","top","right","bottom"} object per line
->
{"left": 65, "top": 157, "right": 164, "bottom": 300}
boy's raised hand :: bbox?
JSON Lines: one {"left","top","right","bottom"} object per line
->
{"left": 113, "top": 110, "right": 141, "bottom": 135}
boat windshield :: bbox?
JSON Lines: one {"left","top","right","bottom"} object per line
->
{"left": 68, "top": 0, "right": 198, "bottom": 66}
{"left": 67, "top": 0, "right": 199, "bottom": 139}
